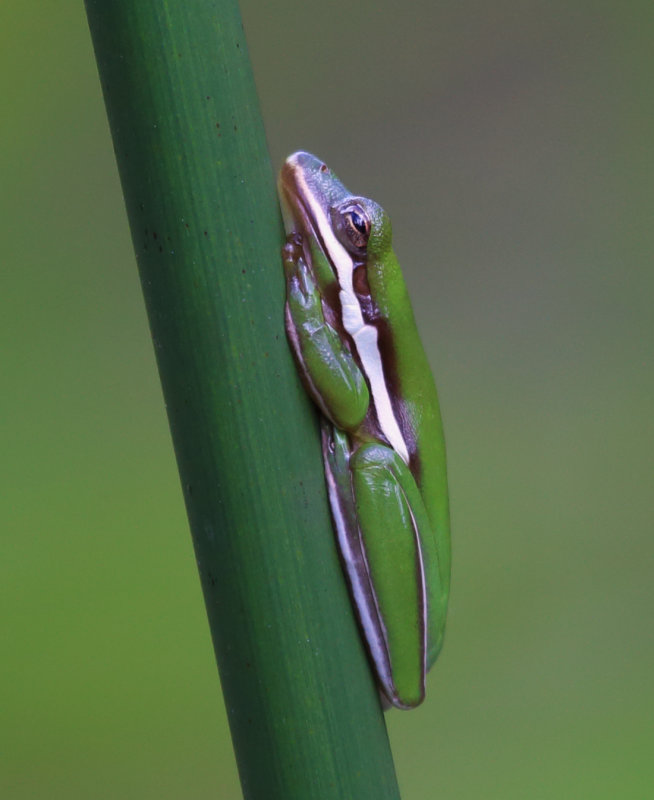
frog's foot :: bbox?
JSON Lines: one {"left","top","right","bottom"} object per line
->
{"left": 282, "top": 233, "right": 313, "bottom": 299}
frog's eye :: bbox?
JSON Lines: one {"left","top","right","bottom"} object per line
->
{"left": 336, "top": 204, "right": 370, "bottom": 253}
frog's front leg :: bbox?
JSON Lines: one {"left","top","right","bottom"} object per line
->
{"left": 283, "top": 235, "right": 369, "bottom": 431}
{"left": 322, "top": 424, "right": 446, "bottom": 710}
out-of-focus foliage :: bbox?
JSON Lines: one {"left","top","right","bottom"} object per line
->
{"left": 2, "top": 1, "right": 652, "bottom": 798}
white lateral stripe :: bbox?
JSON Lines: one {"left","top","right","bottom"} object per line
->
{"left": 297, "top": 172, "right": 410, "bottom": 464}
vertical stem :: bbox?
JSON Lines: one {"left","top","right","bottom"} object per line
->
{"left": 85, "top": 2, "right": 401, "bottom": 798}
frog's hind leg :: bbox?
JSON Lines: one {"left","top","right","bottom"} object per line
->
{"left": 349, "top": 442, "right": 429, "bottom": 709}
{"left": 322, "top": 424, "right": 434, "bottom": 709}
{"left": 321, "top": 422, "right": 395, "bottom": 701}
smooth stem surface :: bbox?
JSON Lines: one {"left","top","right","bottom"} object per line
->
{"left": 85, "top": 2, "right": 402, "bottom": 798}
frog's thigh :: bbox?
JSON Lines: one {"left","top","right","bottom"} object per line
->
{"left": 349, "top": 443, "right": 426, "bottom": 708}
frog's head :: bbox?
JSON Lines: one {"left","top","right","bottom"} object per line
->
{"left": 279, "top": 151, "right": 392, "bottom": 265}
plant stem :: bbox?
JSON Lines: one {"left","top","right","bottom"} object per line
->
{"left": 85, "top": 2, "right": 402, "bottom": 798}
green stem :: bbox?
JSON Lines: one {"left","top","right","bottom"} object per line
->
{"left": 84, "top": 2, "right": 401, "bottom": 798}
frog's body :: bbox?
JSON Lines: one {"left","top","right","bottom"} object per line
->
{"left": 279, "top": 152, "right": 450, "bottom": 709}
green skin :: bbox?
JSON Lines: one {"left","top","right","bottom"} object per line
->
{"left": 279, "top": 152, "right": 450, "bottom": 709}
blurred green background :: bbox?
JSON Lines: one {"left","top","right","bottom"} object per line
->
{"left": 2, "top": 1, "right": 652, "bottom": 798}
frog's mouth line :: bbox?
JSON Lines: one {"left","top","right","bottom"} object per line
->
{"left": 278, "top": 165, "right": 334, "bottom": 275}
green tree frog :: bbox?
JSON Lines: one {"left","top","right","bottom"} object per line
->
{"left": 278, "top": 152, "right": 450, "bottom": 710}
